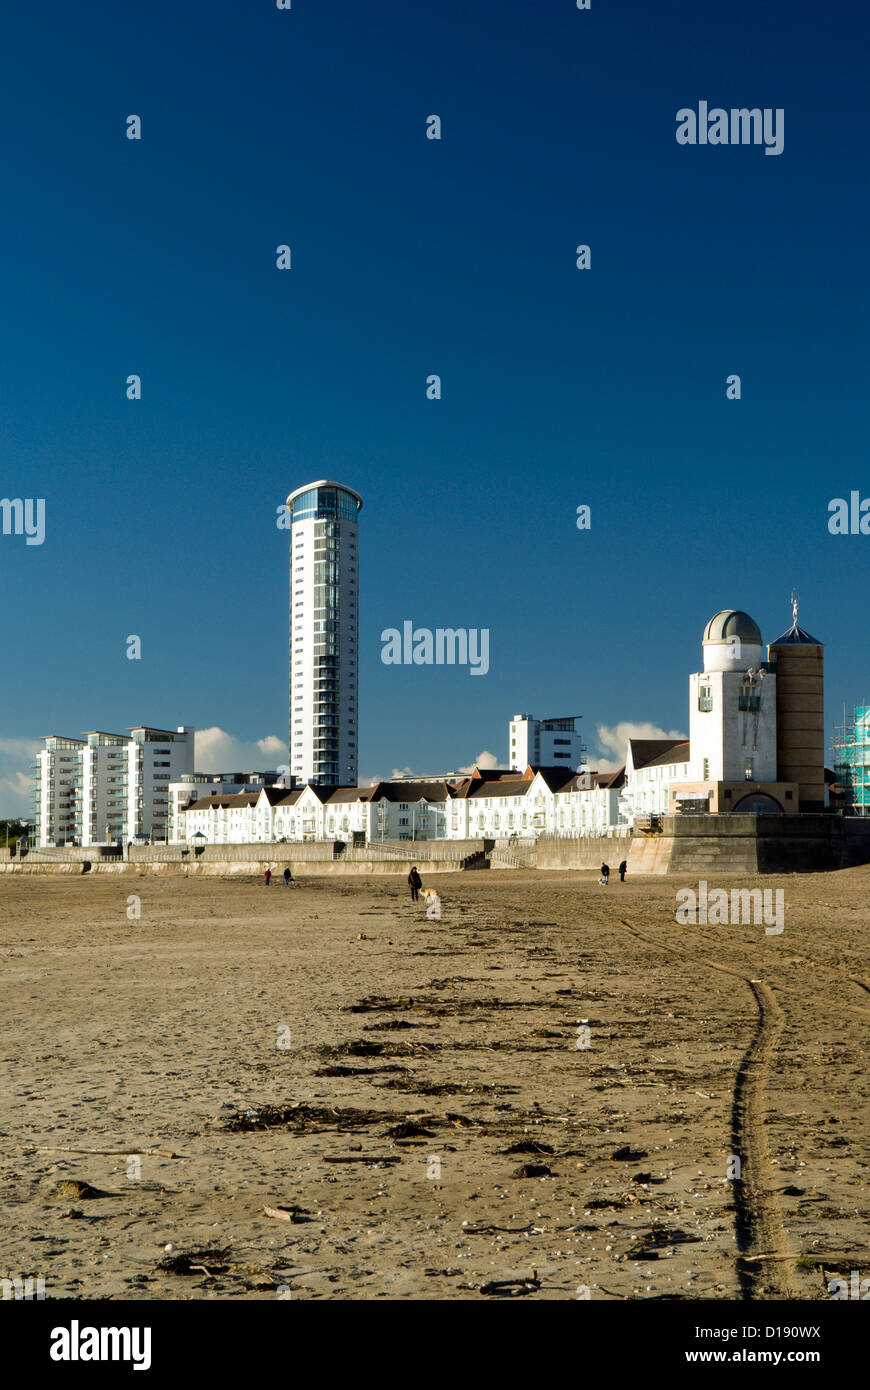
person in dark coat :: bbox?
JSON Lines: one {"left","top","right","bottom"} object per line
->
{"left": 600, "top": 862, "right": 610, "bottom": 886}
{"left": 408, "top": 866, "right": 422, "bottom": 902}
{"left": 283, "top": 867, "right": 292, "bottom": 886}
{"left": 618, "top": 860, "right": 627, "bottom": 882}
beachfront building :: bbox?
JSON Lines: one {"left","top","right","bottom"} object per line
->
{"left": 448, "top": 767, "right": 571, "bottom": 839}
{"left": 553, "top": 769, "right": 626, "bottom": 836}
{"left": 181, "top": 786, "right": 290, "bottom": 845}
{"left": 618, "top": 738, "right": 691, "bottom": 826}
{"left": 285, "top": 480, "right": 363, "bottom": 787}
{"left": 175, "top": 764, "right": 625, "bottom": 845}
{"left": 167, "top": 772, "right": 286, "bottom": 843}
{"left": 663, "top": 607, "right": 808, "bottom": 817}
{"left": 274, "top": 783, "right": 372, "bottom": 842}
{"left": 509, "top": 714, "right": 586, "bottom": 772}
{"left": 32, "top": 726, "right": 195, "bottom": 847}
{"left": 366, "top": 782, "right": 453, "bottom": 842}
{"left": 615, "top": 607, "right": 817, "bottom": 825}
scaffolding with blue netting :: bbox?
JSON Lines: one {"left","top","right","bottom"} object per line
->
{"left": 833, "top": 705, "right": 870, "bottom": 814}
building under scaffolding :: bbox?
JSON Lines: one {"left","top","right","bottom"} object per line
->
{"left": 832, "top": 705, "right": 870, "bottom": 815}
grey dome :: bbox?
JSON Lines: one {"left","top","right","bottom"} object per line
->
{"left": 703, "top": 610, "right": 762, "bottom": 644}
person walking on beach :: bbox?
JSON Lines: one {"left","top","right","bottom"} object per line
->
{"left": 283, "top": 867, "right": 292, "bottom": 886}
{"left": 408, "top": 866, "right": 422, "bottom": 903}
{"left": 264, "top": 868, "right": 272, "bottom": 887}
{"left": 600, "top": 862, "right": 610, "bottom": 886}
{"left": 618, "top": 859, "right": 627, "bottom": 882}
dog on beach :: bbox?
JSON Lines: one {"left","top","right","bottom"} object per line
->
{"left": 421, "top": 887, "right": 442, "bottom": 920}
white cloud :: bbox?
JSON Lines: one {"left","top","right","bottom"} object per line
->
{"left": 592, "top": 721, "right": 687, "bottom": 773}
{"left": 0, "top": 738, "right": 41, "bottom": 817}
{"left": 195, "top": 728, "right": 288, "bottom": 774}
{"left": 457, "top": 749, "right": 501, "bottom": 775}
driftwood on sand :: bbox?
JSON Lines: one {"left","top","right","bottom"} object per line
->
{"left": 37, "top": 1146, "right": 181, "bottom": 1158}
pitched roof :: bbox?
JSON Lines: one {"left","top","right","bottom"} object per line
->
{"left": 628, "top": 738, "right": 688, "bottom": 770}
{"left": 563, "top": 767, "right": 626, "bottom": 791}
{"left": 469, "top": 766, "right": 531, "bottom": 782}
{"left": 769, "top": 623, "right": 823, "bottom": 647}
{"left": 186, "top": 792, "right": 261, "bottom": 811}
{"left": 600, "top": 767, "right": 626, "bottom": 788}
{"left": 533, "top": 766, "right": 580, "bottom": 792}
{"left": 324, "top": 787, "right": 368, "bottom": 804}
{"left": 260, "top": 786, "right": 290, "bottom": 805}
{"left": 465, "top": 778, "right": 532, "bottom": 800}
{"left": 367, "top": 781, "right": 453, "bottom": 803}
{"left": 641, "top": 740, "right": 690, "bottom": 769}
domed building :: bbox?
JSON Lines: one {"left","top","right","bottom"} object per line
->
{"left": 670, "top": 606, "right": 807, "bottom": 815}
{"left": 701, "top": 610, "right": 763, "bottom": 668}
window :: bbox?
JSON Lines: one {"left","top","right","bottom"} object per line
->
{"left": 703, "top": 758, "right": 710, "bottom": 780}
{"left": 698, "top": 686, "right": 713, "bottom": 712}
{"left": 738, "top": 682, "right": 761, "bottom": 712}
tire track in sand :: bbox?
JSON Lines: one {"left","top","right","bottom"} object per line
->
{"left": 617, "top": 918, "right": 792, "bottom": 1299}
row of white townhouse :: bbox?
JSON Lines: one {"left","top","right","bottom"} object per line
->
{"left": 174, "top": 764, "right": 628, "bottom": 845}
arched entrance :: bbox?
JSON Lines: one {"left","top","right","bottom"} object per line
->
{"left": 731, "top": 792, "right": 783, "bottom": 814}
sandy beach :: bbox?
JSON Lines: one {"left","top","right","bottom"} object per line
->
{"left": 1, "top": 868, "right": 867, "bottom": 1300}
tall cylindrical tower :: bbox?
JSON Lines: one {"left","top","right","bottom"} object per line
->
{"left": 767, "top": 608, "right": 825, "bottom": 812}
{"left": 285, "top": 481, "right": 363, "bottom": 786}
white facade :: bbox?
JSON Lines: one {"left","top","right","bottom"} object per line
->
{"left": 275, "top": 786, "right": 370, "bottom": 842}
{"left": 509, "top": 714, "right": 586, "bottom": 772}
{"left": 33, "top": 726, "right": 194, "bottom": 846}
{"left": 553, "top": 772, "right": 624, "bottom": 837}
{"left": 617, "top": 610, "right": 784, "bottom": 825}
{"left": 178, "top": 766, "right": 624, "bottom": 846}
{"left": 687, "top": 668, "right": 777, "bottom": 783}
{"left": 33, "top": 737, "right": 85, "bottom": 847}
{"left": 619, "top": 740, "right": 690, "bottom": 825}
{"left": 168, "top": 772, "right": 283, "bottom": 843}
{"left": 286, "top": 481, "right": 362, "bottom": 786}
{"left": 183, "top": 788, "right": 276, "bottom": 845}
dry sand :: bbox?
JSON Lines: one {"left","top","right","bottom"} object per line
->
{"left": 0, "top": 868, "right": 867, "bottom": 1300}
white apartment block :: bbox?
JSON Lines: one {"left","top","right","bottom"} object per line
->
{"left": 509, "top": 714, "right": 586, "bottom": 772}
{"left": 286, "top": 481, "right": 362, "bottom": 786}
{"left": 32, "top": 726, "right": 194, "bottom": 847}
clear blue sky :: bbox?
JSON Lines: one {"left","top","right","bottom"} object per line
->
{"left": 1, "top": 0, "right": 867, "bottom": 812}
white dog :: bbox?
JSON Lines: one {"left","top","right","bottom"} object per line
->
{"left": 421, "top": 887, "right": 442, "bottom": 920}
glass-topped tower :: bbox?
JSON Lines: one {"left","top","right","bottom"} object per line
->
{"left": 285, "top": 481, "right": 363, "bottom": 786}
